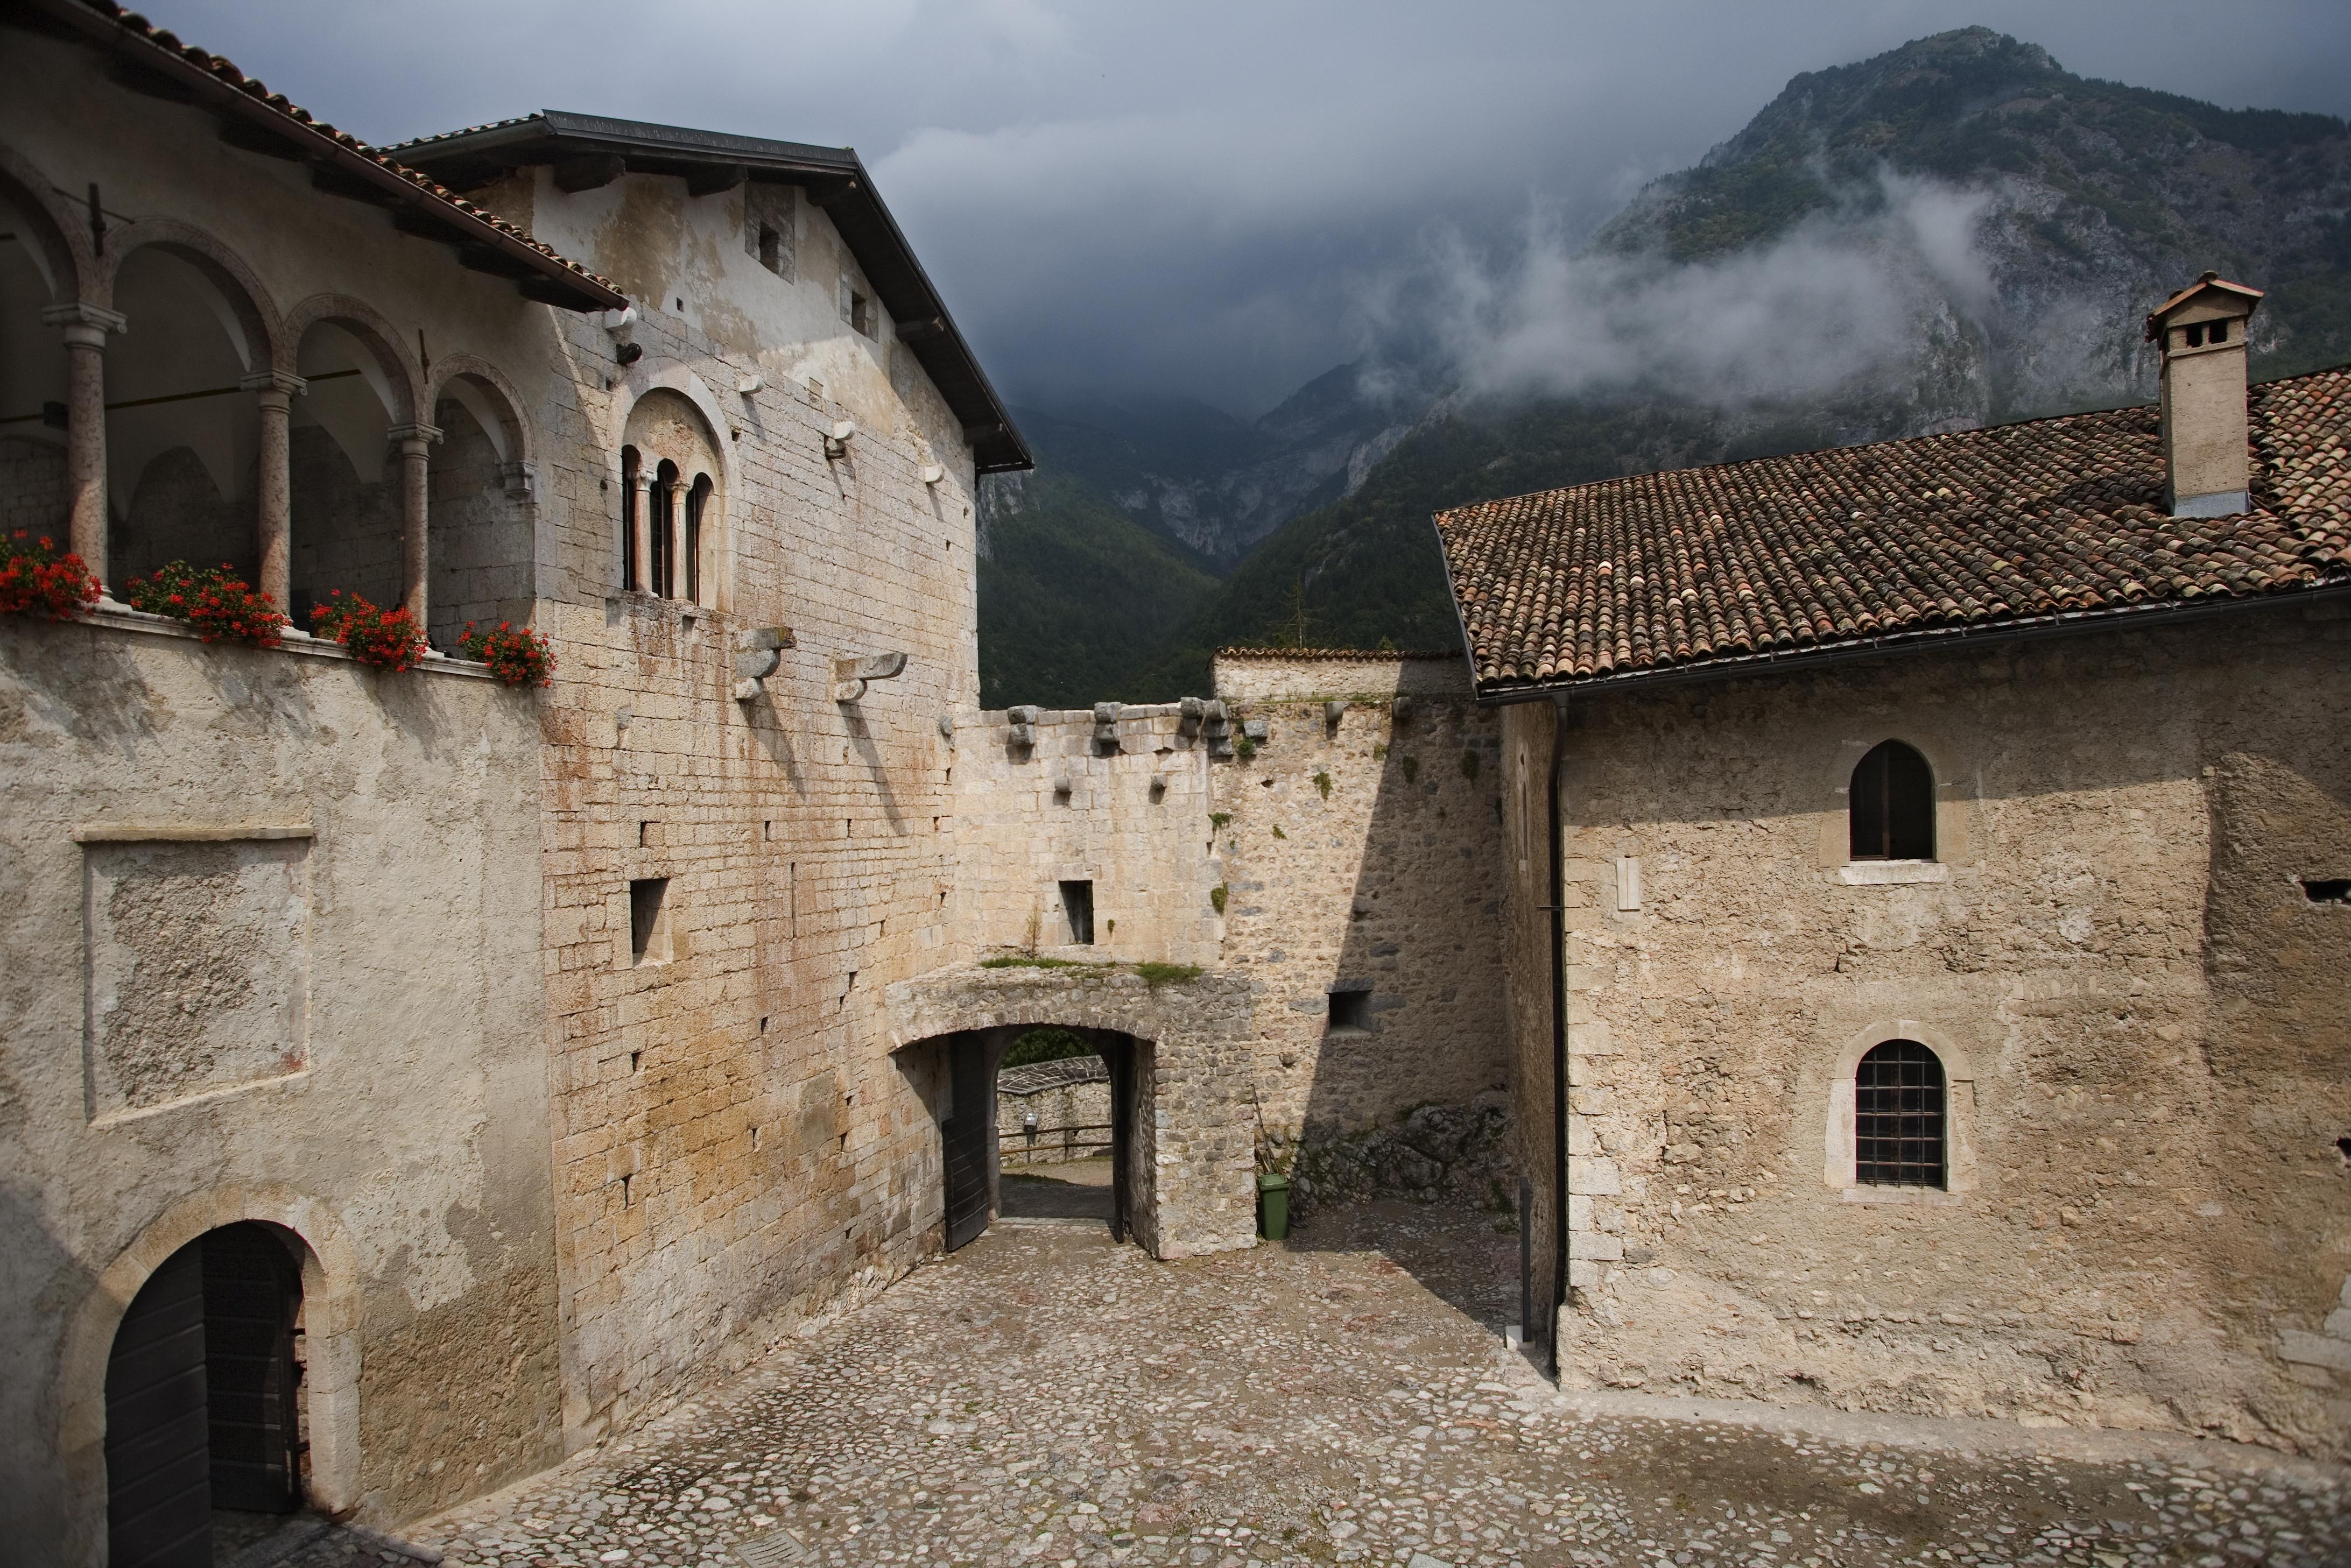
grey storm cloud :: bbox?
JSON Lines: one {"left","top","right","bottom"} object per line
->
{"left": 149, "top": 0, "right": 2351, "bottom": 415}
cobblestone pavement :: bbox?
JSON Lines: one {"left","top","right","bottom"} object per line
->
{"left": 297, "top": 1203, "right": 2349, "bottom": 1568}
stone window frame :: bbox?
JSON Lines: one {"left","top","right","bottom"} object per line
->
{"left": 1822, "top": 1020, "right": 1979, "bottom": 1204}
{"left": 1815, "top": 728, "right": 1975, "bottom": 885}
{"left": 602, "top": 364, "right": 741, "bottom": 616}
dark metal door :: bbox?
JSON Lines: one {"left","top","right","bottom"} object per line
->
{"left": 1106, "top": 1043, "right": 1133, "bottom": 1244}
{"left": 106, "top": 1240, "right": 212, "bottom": 1568}
{"left": 943, "top": 1035, "right": 991, "bottom": 1251}
{"left": 204, "top": 1224, "right": 304, "bottom": 1512}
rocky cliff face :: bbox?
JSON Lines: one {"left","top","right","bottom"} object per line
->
{"left": 1597, "top": 25, "right": 2351, "bottom": 421}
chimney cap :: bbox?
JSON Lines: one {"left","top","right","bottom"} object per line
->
{"left": 2145, "top": 272, "right": 2265, "bottom": 341}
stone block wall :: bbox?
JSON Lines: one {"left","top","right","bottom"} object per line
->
{"left": 1208, "top": 653, "right": 1514, "bottom": 1189}
{"left": 1535, "top": 608, "right": 2351, "bottom": 1458}
{"left": 526, "top": 291, "right": 980, "bottom": 1444}
{"left": 953, "top": 703, "right": 1223, "bottom": 967}
{"left": 1, "top": 435, "right": 67, "bottom": 536}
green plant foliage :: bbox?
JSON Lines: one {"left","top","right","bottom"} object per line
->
{"left": 1209, "top": 813, "right": 1232, "bottom": 830}
{"left": 979, "top": 955, "right": 1107, "bottom": 971}
{"left": 1235, "top": 735, "right": 1257, "bottom": 760}
{"left": 1312, "top": 771, "right": 1333, "bottom": 800}
{"left": 1133, "top": 962, "right": 1203, "bottom": 988}
{"left": 1001, "top": 1027, "right": 1095, "bottom": 1068}
{"left": 1210, "top": 885, "right": 1228, "bottom": 915}
{"left": 976, "top": 467, "right": 1219, "bottom": 709}
{"left": 1271, "top": 824, "right": 1286, "bottom": 839}
{"left": 1400, "top": 755, "right": 1420, "bottom": 783}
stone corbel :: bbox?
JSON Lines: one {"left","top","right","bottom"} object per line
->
{"left": 1008, "top": 704, "right": 1038, "bottom": 752}
{"left": 831, "top": 651, "right": 906, "bottom": 703}
{"left": 1093, "top": 701, "right": 1123, "bottom": 755}
{"left": 731, "top": 625, "right": 795, "bottom": 700}
{"left": 499, "top": 461, "right": 538, "bottom": 500}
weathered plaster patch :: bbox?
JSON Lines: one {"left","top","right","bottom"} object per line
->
{"left": 83, "top": 837, "right": 309, "bottom": 1119}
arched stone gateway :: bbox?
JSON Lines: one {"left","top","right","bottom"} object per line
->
{"left": 886, "top": 966, "right": 1259, "bottom": 1260}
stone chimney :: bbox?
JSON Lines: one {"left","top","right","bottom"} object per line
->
{"left": 2145, "top": 271, "right": 2265, "bottom": 517}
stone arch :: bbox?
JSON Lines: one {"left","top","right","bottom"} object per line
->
{"left": 280, "top": 292, "right": 422, "bottom": 425}
{"left": 425, "top": 352, "right": 534, "bottom": 469}
{"left": 101, "top": 232, "right": 285, "bottom": 584}
{"left": 1821, "top": 1019, "right": 1979, "bottom": 1197}
{"left": 56, "top": 1184, "right": 364, "bottom": 1562}
{"left": 425, "top": 355, "right": 538, "bottom": 645}
{"left": 888, "top": 969, "right": 1262, "bottom": 1261}
{"left": 100, "top": 218, "right": 283, "bottom": 371}
{"left": 0, "top": 142, "right": 91, "bottom": 306}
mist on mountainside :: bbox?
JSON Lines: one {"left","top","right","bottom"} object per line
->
{"left": 979, "top": 26, "right": 2351, "bottom": 708}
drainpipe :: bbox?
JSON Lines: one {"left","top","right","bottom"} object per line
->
{"left": 1546, "top": 695, "right": 1569, "bottom": 1379}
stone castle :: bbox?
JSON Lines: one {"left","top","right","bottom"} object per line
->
{"left": 2, "top": 4, "right": 2346, "bottom": 1564}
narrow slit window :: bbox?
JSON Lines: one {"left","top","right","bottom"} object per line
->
{"left": 1327, "top": 987, "right": 1371, "bottom": 1033}
{"left": 651, "top": 460, "right": 680, "bottom": 599}
{"left": 620, "top": 445, "right": 641, "bottom": 591}
{"left": 685, "top": 474, "right": 712, "bottom": 605}
{"left": 1854, "top": 1040, "right": 1945, "bottom": 1188}
{"left": 1059, "top": 880, "right": 1094, "bottom": 945}
{"left": 1849, "top": 740, "right": 1935, "bottom": 861}
{"left": 759, "top": 225, "right": 782, "bottom": 273}
{"left": 630, "top": 877, "right": 671, "bottom": 966}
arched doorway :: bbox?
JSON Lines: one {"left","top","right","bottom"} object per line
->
{"left": 105, "top": 1221, "right": 306, "bottom": 1567}
{"left": 932, "top": 1027, "right": 1148, "bottom": 1251}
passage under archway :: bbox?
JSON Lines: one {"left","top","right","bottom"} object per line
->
{"left": 105, "top": 1221, "right": 306, "bottom": 1568}
{"left": 926, "top": 1025, "right": 1150, "bottom": 1252}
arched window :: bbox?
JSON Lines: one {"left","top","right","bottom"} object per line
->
{"left": 1854, "top": 1040, "right": 1945, "bottom": 1188}
{"left": 620, "top": 445, "right": 641, "bottom": 590}
{"left": 652, "top": 458, "right": 679, "bottom": 598}
{"left": 685, "top": 472, "right": 712, "bottom": 604}
{"left": 1849, "top": 740, "right": 1935, "bottom": 861}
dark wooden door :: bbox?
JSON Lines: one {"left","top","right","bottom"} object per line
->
{"left": 943, "top": 1035, "right": 991, "bottom": 1251}
{"left": 105, "top": 1240, "right": 212, "bottom": 1568}
{"left": 1106, "top": 1042, "right": 1133, "bottom": 1244}
{"left": 203, "top": 1224, "right": 304, "bottom": 1512}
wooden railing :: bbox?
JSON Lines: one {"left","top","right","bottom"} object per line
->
{"left": 1001, "top": 1122, "right": 1113, "bottom": 1163}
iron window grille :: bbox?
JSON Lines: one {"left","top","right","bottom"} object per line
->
{"left": 1854, "top": 1039, "right": 1945, "bottom": 1188}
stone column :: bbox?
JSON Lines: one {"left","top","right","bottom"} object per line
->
{"left": 387, "top": 421, "right": 439, "bottom": 624}
{"left": 241, "top": 370, "right": 306, "bottom": 609}
{"left": 631, "top": 471, "right": 654, "bottom": 595}
{"left": 38, "top": 302, "right": 128, "bottom": 591}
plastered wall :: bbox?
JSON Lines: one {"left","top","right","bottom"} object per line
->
{"left": 0, "top": 614, "right": 554, "bottom": 1551}
{"left": 1536, "top": 606, "right": 2351, "bottom": 1457}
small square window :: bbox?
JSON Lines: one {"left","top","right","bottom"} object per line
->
{"left": 1327, "top": 987, "right": 1371, "bottom": 1032}
{"left": 1059, "top": 880, "right": 1094, "bottom": 945}
{"left": 630, "top": 877, "right": 672, "bottom": 966}
{"left": 758, "top": 224, "right": 783, "bottom": 274}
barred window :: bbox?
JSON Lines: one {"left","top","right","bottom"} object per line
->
{"left": 1849, "top": 740, "right": 1935, "bottom": 860}
{"left": 1854, "top": 1040, "right": 1945, "bottom": 1187}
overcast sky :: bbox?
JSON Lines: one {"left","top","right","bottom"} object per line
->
{"left": 154, "top": 1, "right": 2351, "bottom": 418}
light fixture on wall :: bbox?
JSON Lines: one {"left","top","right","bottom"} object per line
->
{"left": 824, "top": 420, "right": 856, "bottom": 460}
{"left": 919, "top": 463, "right": 945, "bottom": 485}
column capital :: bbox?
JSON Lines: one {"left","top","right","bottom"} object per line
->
{"left": 40, "top": 301, "right": 128, "bottom": 341}
{"left": 239, "top": 369, "right": 308, "bottom": 399}
{"left": 386, "top": 421, "right": 442, "bottom": 452}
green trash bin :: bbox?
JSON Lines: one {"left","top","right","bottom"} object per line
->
{"left": 1257, "top": 1171, "right": 1290, "bottom": 1241}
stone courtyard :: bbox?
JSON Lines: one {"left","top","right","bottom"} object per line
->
{"left": 259, "top": 1205, "right": 2346, "bottom": 1568}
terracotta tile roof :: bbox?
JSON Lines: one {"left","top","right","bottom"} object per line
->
{"left": 1434, "top": 366, "right": 2351, "bottom": 698}
{"left": 1216, "top": 647, "right": 1461, "bottom": 661}
{"left": 32, "top": 1, "right": 625, "bottom": 310}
